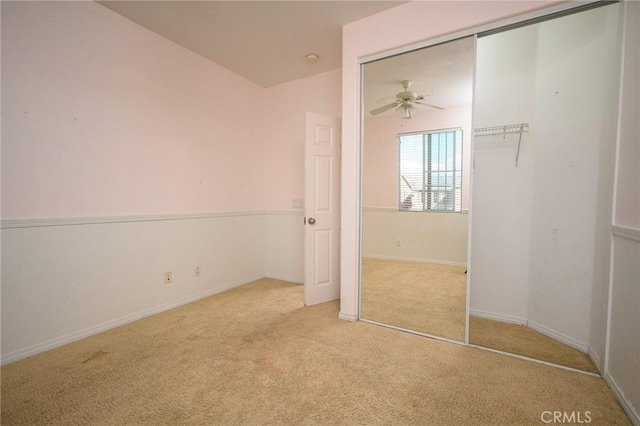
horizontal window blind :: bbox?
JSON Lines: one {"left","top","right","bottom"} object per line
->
{"left": 399, "top": 129, "right": 463, "bottom": 212}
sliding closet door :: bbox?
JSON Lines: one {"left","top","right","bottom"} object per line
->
{"left": 469, "top": 2, "right": 624, "bottom": 372}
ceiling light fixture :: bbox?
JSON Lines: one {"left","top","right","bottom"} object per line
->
{"left": 401, "top": 104, "right": 412, "bottom": 119}
{"left": 305, "top": 53, "right": 320, "bottom": 63}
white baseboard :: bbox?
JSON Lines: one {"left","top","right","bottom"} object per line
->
{"left": 470, "top": 311, "right": 589, "bottom": 353}
{"left": 363, "top": 254, "right": 467, "bottom": 267}
{"left": 338, "top": 311, "right": 357, "bottom": 322}
{"left": 588, "top": 346, "right": 602, "bottom": 373}
{"left": 527, "top": 320, "right": 588, "bottom": 353}
{"left": 265, "top": 273, "right": 303, "bottom": 284}
{"left": 469, "top": 309, "right": 527, "bottom": 325}
{"left": 0, "top": 276, "right": 261, "bottom": 366}
{"left": 605, "top": 372, "right": 640, "bottom": 426}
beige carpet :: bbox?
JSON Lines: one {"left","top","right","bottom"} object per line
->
{"left": 361, "top": 258, "right": 467, "bottom": 341}
{"left": 469, "top": 316, "right": 599, "bottom": 374}
{"left": 361, "top": 258, "right": 598, "bottom": 374}
{"left": 1, "top": 278, "right": 630, "bottom": 425}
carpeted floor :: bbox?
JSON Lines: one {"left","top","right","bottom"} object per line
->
{"left": 361, "top": 258, "right": 467, "bottom": 341}
{"left": 1, "top": 278, "right": 630, "bottom": 425}
{"left": 361, "top": 258, "right": 598, "bottom": 374}
{"left": 469, "top": 316, "right": 599, "bottom": 374}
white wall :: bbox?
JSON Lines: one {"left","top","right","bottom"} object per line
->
{"left": 341, "top": 0, "right": 560, "bottom": 320}
{"left": 606, "top": 1, "right": 640, "bottom": 422}
{"left": 1, "top": 215, "right": 266, "bottom": 363}
{"left": 471, "top": 24, "right": 538, "bottom": 324}
{"left": 363, "top": 209, "right": 468, "bottom": 265}
{"left": 0, "top": 1, "right": 341, "bottom": 363}
{"left": 527, "top": 4, "right": 622, "bottom": 357}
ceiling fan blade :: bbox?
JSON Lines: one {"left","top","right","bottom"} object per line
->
{"left": 376, "top": 97, "right": 397, "bottom": 104}
{"left": 414, "top": 101, "right": 445, "bottom": 110}
{"left": 370, "top": 102, "right": 400, "bottom": 115}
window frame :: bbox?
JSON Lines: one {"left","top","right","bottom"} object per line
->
{"left": 397, "top": 127, "right": 463, "bottom": 213}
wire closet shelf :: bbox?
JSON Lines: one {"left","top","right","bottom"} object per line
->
{"left": 474, "top": 123, "right": 529, "bottom": 167}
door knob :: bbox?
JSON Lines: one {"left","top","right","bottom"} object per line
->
{"left": 308, "top": 217, "right": 316, "bottom": 225}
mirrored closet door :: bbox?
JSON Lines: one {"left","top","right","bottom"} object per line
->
{"left": 359, "top": 36, "right": 474, "bottom": 342}
{"left": 468, "top": 1, "right": 624, "bottom": 373}
{"left": 358, "top": 1, "right": 624, "bottom": 373}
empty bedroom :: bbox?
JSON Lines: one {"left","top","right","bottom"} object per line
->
{"left": 1, "top": 1, "right": 638, "bottom": 425}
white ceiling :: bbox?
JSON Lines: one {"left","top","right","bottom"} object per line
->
{"left": 363, "top": 36, "right": 475, "bottom": 118}
{"left": 97, "top": 1, "right": 406, "bottom": 88}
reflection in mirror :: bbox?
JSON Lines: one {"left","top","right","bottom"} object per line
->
{"left": 360, "top": 37, "right": 474, "bottom": 342}
{"left": 469, "top": 2, "right": 623, "bottom": 372}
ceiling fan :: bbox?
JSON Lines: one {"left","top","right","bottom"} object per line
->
{"left": 370, "top": 80, "right": 444, "bottom": 119}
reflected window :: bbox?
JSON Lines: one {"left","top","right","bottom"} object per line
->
{"left": 399, "top": 129, "right": 463, "bottom": 212}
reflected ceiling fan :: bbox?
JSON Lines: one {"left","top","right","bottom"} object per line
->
{"left": 370, "top": 80, "right": 444, "bottom": 119}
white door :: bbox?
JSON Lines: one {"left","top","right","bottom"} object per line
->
{"left": 304, "top": 112, "right": 341, "bottom": 306}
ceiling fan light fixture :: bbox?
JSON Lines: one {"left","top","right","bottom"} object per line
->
{"left": 305, "top": 53, "right": 320, "bottom": 63}
{"left": 370, "top": 80, "right": 444, "bottom": 119}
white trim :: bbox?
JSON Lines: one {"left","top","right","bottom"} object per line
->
{"left": 469, "top": 309, "right": 527, "bottom": 326}
{"left": 605, "top": 372, "right": 640, "bottom": 426}
{"left": 468, "top": 344, "right": 601, "bottom": 378}
{"left": 355, "top": 61, "right": 366, "bottom": 324}
{"left": 607, "top": 0, "right": 630, "bottom": 378}
{"left": 588, "top": 346, "right": 602, "bottom": 374}
{"left": 470, "top": 311, "right": 589, "bottom": 353}
{"left": 265, "top": 273, "right": 302, "bottom": 284}
{"left": 338, "top": 311, "right": 357, "bottom": 322}
{"left": 464, "top": 33, "right": 479, "bottom": 346}
{"left": 527, "top": 320, "right": 588, "bottom": 353}
{"left": 362, "top": 206, "right": 469, "bottom": 214}
{"left": 363, "top": 254, "right": 467, "bottom": 268}
{"left": 606, "top": 8, "right": 638, "bottom": 423}
{"left": 363, "top": 207, "right": 396, "bottom": 213}
{"left": 0, "top": 210, "right": 266, "bottom": 229}
{"left": 0, "top": 276, "right": 261, "bottom": 366}
{"left": 605, "top": 232, "right": 616, "bottom": 374}
{"left": 360, "top": 318, "right": 466, "bottom": 346}
{"left": 265, "top": 210, "right": 304, "bottom": 216}
{"left": 612, "top": 225, "right": 640, "bottom": 242}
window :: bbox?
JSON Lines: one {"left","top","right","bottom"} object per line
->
{"left": 399, "top": 129, "right": 463, "bottom": 212}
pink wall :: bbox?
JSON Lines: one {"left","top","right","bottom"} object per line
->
{"left": 363, "top": 106, "right": 472, "bottom": 209}
{"left": 263, "top": 69, "right": 341, "bottom": 212}
{"left": 340, "top": 0, "right": 560, "bottom": 319}
{"left": 1, "top": 1, "right": 267, "bottom": 219}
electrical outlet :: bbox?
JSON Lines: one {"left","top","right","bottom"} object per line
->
{"left": 194, "top": 266, "right": 201, "bottom": 277}
{"left": 164, "top": 272, "right": 173, "bottom": 284}
{"left": 396, "top": 239, "right": 401, "bottom": 247}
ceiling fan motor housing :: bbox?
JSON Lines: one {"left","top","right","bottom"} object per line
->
{"left": 397, "top": 80, "right": 422, "bottom": 101}
{"left": 397, "top": 90, "right": 420, "bottom": 101}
